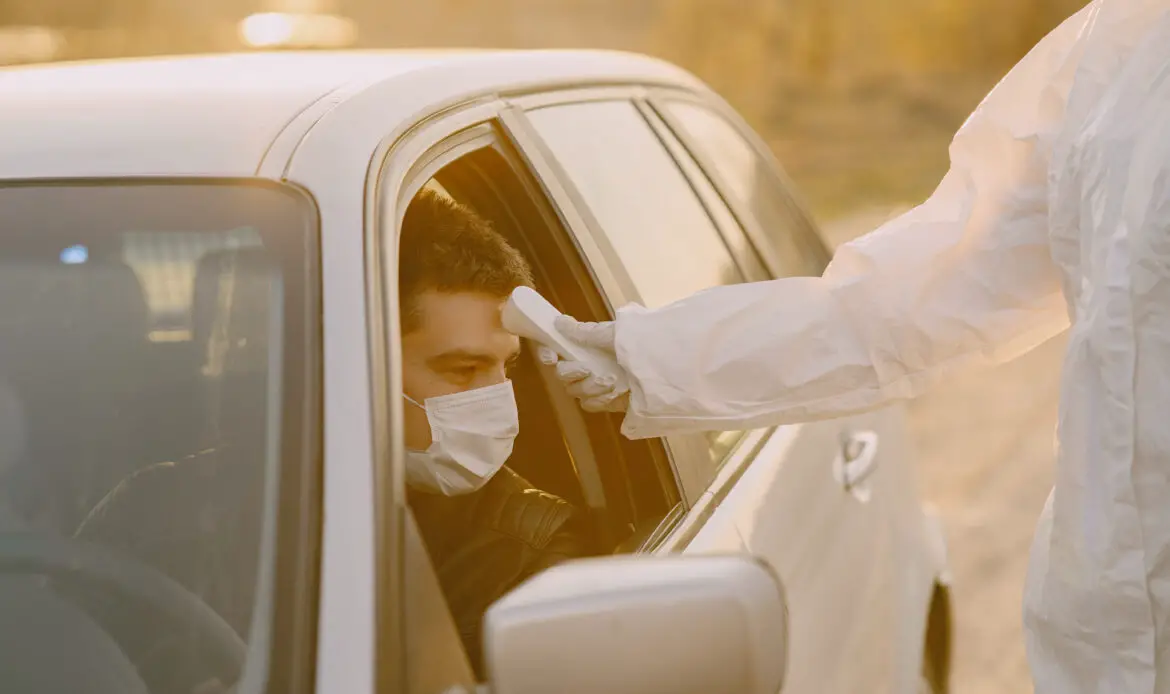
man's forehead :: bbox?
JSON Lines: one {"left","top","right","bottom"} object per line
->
{"left": 408, "top": 290, "right": 519, "bottom": 359}
{"left": 415, "top": 290, "right": 504, "bottom": 325}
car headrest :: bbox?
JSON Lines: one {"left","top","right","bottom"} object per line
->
{"left": 191, "top": 248, "right": 279, "bottom": 377}
{"left": 0, "top": 260, "right": 148, "bottom": 365}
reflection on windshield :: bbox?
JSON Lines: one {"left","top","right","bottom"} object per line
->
{"left": 0, "top": 182, "right": 312, "bottom": 693}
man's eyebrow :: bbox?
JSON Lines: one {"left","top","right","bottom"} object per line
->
{"left": 426, "top": 350, "right": 496, "bottom": 367}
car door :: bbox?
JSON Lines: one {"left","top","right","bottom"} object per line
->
{"left": 652, "top": 93, "right": 941, "bottom": 693}
{"left": 503, "top": 90, "right": 924, "bottom": 694}
{"left": 652, "top": 92, "right": 939, "bottom": 694}
{"left": 356, "top": 94, "right": 687, "bottom": 693}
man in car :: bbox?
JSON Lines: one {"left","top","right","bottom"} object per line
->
{"left": 398, "top": 189, "right": 591, "bottom": 673}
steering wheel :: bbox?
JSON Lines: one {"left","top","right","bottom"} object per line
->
{"left": 0, "top": 532, "right": 247, "bottom": 684}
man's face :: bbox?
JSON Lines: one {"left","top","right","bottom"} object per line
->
{"left": 401, "top": 290, "right": 521, "bottom": 450}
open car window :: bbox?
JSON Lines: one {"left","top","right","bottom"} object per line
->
{"left": 389, "top": 124, "right": 683, "bottom": 684}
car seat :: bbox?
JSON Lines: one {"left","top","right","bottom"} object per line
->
{"left": 191, "top": 247, "right": 278, "bottom": 457}
{"left": 0, "top": 257, "right": 153, "bottom": 531}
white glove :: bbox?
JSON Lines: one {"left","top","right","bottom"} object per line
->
{"left": 535, "top": 315, "right": 630, "bottom": 413}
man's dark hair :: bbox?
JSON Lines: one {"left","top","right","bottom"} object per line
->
{"left": 399, "top": 189, "right": 534, "bottom": 333}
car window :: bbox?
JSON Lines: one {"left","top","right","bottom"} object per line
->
{"left": 525, "top": 100, "right": 746, "bottom": 307}
{"left": 524, "top": 100, "right": 751, "bottom": 485}
{"left": 0, "top": 183, "right": 318, "bottom": 694}
{"left": 660, "top": 100, "right": 830, "bottom": 277}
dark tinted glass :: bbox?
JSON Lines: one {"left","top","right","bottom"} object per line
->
{"left": 0, "top": 182, "right": 315, "bottom": 693}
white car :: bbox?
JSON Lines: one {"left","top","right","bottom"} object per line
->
{"left": 0, "top": 50, "right": 951, "bottom": 694}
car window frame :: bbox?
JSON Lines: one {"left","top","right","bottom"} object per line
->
{"left": 366, "top": 98, "right": 506, "bottom": 694}
{"left": 647, "top": 89, "right": 834, "bottom": 276}
{"left": 505, "top": 88, "right": 770, "bottom": 507}
{"left": 387, "top": 112, "right": 681, "bottom": 535}
{"left": 369, "top": 98, "right": 686, "bottom": 684}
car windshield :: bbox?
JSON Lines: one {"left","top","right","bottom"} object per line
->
{"left": 0, "top": 182, "right": 317, "bottom": 693}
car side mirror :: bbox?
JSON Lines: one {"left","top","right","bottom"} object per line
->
{"left": 482, "top": 554, "right": 788, "bottom": 694}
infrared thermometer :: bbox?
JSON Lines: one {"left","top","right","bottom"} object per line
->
{"left": 502, "top": 286, "right": 625, "bottom": 384}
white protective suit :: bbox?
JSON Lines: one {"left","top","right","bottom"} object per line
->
{"left": 546, "top": 1, "right": 1170, "bottom": 691}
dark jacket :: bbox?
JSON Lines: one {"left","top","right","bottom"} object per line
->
{"left": 408, "top": 466, "right": 591, "bottom": 675}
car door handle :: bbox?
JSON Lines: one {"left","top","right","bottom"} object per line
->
{"left": 833, "top": 430, "right": 880, "bottom": 502}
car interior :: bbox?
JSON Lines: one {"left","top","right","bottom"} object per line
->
{"left": 0, "top": 200, "right": 289, "bottom": 692}
{"left": 403, "top": 143, "right": 684, "bottom": 563}
{"left": 396, "top": 140, "right": 700, "bottom": 684}
{"left": 0, "top": 234, "right": 190, "bottom": 532}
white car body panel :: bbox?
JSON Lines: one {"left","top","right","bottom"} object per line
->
{"left": 674, "top": 408, "right": 934, "bottom": 693}
{"left": 0, "top": 50, "right": 700, "bottom": 180}
{"left": 0, "top": 52, "right": 483, "bottom": 179}
{"left": 285, "top": 131, "right": 379, "bottom": 694}
{"left": 0, "top": 49, "right": 948, "bottom": 694}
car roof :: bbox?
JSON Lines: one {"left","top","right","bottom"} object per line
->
{"left": 0, "top": 49, "right": 702, "bottom": 180}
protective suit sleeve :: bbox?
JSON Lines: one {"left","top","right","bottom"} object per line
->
{"left": 614, "top": 3, "right": 1099, "bottom": 440}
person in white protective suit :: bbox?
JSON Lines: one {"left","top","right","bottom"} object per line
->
{"left": 536, "top": 1, "right": 1170, "bottom": 692}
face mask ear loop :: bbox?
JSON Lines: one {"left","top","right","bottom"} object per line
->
{"left": 403, "top": 393, "right": 425, "bottom": 411}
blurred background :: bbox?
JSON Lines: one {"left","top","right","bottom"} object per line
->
{"left": 0, "top": 0, "right": 1086, "bottom": 218}
{"left": 0, "top": 1, "right": 1085, "bottom": 691}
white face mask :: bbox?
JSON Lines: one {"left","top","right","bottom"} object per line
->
{"left": 403, "top": 380, "right": 519, "bottom": 496}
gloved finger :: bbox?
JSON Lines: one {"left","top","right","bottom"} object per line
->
{"left": 564, "top": 377, "right": 613, "bottom": 400}
{"left": 554, "top": 315, "right": 616, "bottom": 351}
{"left": 581, "top": 391, "right": 629, "bottom": 413}
{"left": 564, "top": 375, "right": 618, "bottom": 399}
{"left": 554, "top": 360, "right": 593, "bottom": 384}
{"left": 536, "top": 345, "right": 560, "bottom": 366}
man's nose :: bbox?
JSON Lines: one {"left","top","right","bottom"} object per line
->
{"left": 474, "top": 365, "right": 509, "bottom": 389}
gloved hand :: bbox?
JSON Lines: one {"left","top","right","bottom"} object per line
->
{"left": 535, "top": 315, "right": 630, "bottom": 413}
